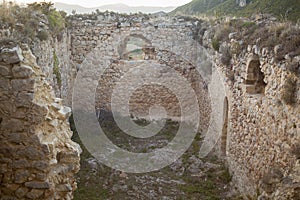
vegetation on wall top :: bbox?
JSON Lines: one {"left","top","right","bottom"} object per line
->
{"left": 0, "top": 1, "right": 67, "bottom": 41}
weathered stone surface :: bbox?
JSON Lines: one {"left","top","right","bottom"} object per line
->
{"left": 25, "top": 181, "right": 50, "bottom": 189}
{"left": 1, "top": 11, "right": 299, "bottom": 200}
{"left": 16, "top": 146, "right": 44, "bottom": 160}
{"left": 0, "top": 45, "right": 80, "bottom": 200}
{"left": 2, "top": 183, "right": 19, "bottom": 195}
{"left": 16, "top": 92, "right": 34, "bottom": 107}
{"left": 12, "top": 64, "right": 34, "bottom": 78}
{"left": 6, "top": 132, "right": 23, "bottom": 144}
{"left": 0, "top": 77, "right": 11, "bottom": 90}
{"left": 26, "top": 189, "right": 44, "bottom": 199}
{"left": 1, "top": 118, "right": 24, "bottom": 132}
{"left": 32, "top": 161, "right": 48, "bottom": 172}
{"left": 0, "top": 45, "right": 24, "bottom": 64}
{"left": 15, "top": 187, "right": 29, "bottom": 198}
{"left": 14, "top": 170, "right": 30, "bottom": 183}
{"left": 57, "top": 106, "right": 72, "bottom": 120}
{"left": 11, "top": 79, "right": 34, "bottom": 92}
{"left": 12, "top": 159, "right": 30, "bottom": 169}
{"left": 56, "top": 184, "right": 72, "bottom": 192}
{"left": 0, "top": 65, "right": 10, "bottom": 76}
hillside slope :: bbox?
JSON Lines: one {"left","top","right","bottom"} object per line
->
{"left": 172, "top": 0, "right": 300, "bottom": 22}
{"left": 54, "top": 2, "right": 175, "bottom": 14}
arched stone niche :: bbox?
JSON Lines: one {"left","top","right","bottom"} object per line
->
{"left": 118, "top": 34, "right": 155, "bottom": 60}
{"left": 243, "top": 54, "right": 266, "bottom": 95}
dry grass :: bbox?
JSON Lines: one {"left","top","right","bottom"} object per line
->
{"left": 206, "top": 17, "right": 300, "bottom": 63}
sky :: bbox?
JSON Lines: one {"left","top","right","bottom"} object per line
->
{"left": 13, "top": 0, "right": 192, "bottom": 7}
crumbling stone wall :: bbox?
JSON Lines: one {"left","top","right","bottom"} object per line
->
{"left": 95, "top": 54, "right": 209, "bottom": 127}
{"left": 69, "top": 13, "right": 300, "bottom": 198}
{"left": 0, "top": 42, "right": 81, "bottom": 199}
{"left": 1, "top": 9, "right": 299, "bottom": 200}
{"left": 209, "top": 37, "right": 300, "bottom": 198}
{"left": 31, "top": 31, "right": 76, "bottom": 106}
{"left": 69, "top": 13, "right": 212, "bottom": 131}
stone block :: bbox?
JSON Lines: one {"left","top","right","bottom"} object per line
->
{"left": 16, "top": 92, "right": 34, "bottom": 107}
{"left": 26, "top": 189, "right": 44, "bottom": 199}
{"left": 12, "top": 159, "right": 30, "bottom": 169}
{"left": 0, "top": 65, "right": 11, "bottom": 76}
{"left": 0, "top": 45, "right": 24, "bottom": 64}
{"left": 56, "top": 184, "right": 72, "bottom": 192}
{"left": 2, "top": 183, "right": 19, "bottom": 195}
{"left": 58, "top": 106, "right": 72, "bottom": 120}
{"left": 12, "top": 64, "right": 34, "bottom": 78}
{"left": 11, "top": 79, "right": 34, "bottom": 92}
{"left": 15, "top": 170, "right": 29, "bottom": 183}
{"left": 243, "top": 84, "right": 256, "bottom": 94}
{"left": 32, "top": 161, "right": 48, "bottom": 172}
{"left": 1, "top": 118, "right": 24, "bottom": 132}
{"left": 17, "top": 146, "right": 45, "bottom": 160}
{"left": 0, "top": 77, "right": 11, "bottom": 90}
{"left": 15, "top": 187, "right": 29, "bottom": 198}
{"left": 25, "top": 181, "right": 50, "bottom": 189}
{"left": 35, "top": 173, "right": 47, "bottom": 181}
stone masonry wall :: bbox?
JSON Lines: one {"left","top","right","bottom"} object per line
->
{"left": 1, "top": 9, "right": 299, "bottom": 200}
{"left": 69, "top": 13, "right": 212, "bottom": 131}
{"left": 69, "top": 13, "right": 300, "bottom": 198}
{"left": 0, "top": 42, "right": 81, "bottom": 199}
{"left": 206, "top": 31, "right": 300, "bottom": 198}
{"left": 0, "top": 28, "right": 77, "bottom": 107}
{"left": 95, "top": 54, "right": 209, "bottom": 128}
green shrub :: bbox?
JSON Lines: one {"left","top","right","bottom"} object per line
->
{"left": 37, "top": 30, "right": 49, "bottom": 41}
{"left": 212, "top": 38, "right": 220, "bottom": 51}
{"left": 242, "top": 21, "right": 256, "bottom": 28}
{"left": 48, "top": 10, "right": 65, "bottom": 35}
{"left": 0, "top": 2, "right": 66, "bottom": 40}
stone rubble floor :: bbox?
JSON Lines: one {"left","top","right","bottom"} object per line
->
{"left": 71, "top": 117, "right": 242, "bottom": 200}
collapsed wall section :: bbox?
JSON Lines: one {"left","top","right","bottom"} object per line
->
{"left": 0, "top": 42, "right": 81, "bottom": 200}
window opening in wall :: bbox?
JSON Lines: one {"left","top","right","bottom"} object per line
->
{"left": 244, "top": 54, "right": 266, "bottom": 94}
{"left": 120, "top": 35, "right": 155, "bottom": 60}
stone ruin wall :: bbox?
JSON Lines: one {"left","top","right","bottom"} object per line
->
{"left": 95, "top": 55, "right": 209, "bottom": 127}
{"left": 0, "top": 29, "right": 77, "bottom": 107}
{"left": 209, "top": 38, "right": 300, "bottom": 198}
{"left": 0, "top": 42, "right": 81, "bottom": 199}
{"left": 69, "top": 13, "right": 211, "bottom": 131}
{"left": 0, "top": 10, "right": 299, "bottom": 199}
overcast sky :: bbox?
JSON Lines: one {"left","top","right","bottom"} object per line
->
{"left": 15, "top": 0, "right": 191, "bottom": 7}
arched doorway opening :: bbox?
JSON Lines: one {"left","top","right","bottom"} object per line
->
{"left": 221, "top": 97, "right": 229, "bottom": 156}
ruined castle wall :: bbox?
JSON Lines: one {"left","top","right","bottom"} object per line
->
{"left": 30, "top": 31, "right": 76, "bottom": 106}
{"left": 0, "top": 28, "right": 76, "bottom": 106}
{"left": 211, "top": 40, "right": 300, "bottom": 198}
{"left": 1, "top": 10, "right": 299, "bottom": 199}
{"left": 0, "top": 43, "right": 81, "bottom": 199}
{"left": 69, "top": 13, "right": 211, "bottom": 131}
{"left": 95, "top": 58, "right": 208, "bottom": 126}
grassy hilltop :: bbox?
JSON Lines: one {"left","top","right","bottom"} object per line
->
{"left": 172, "top": 0, "right": 300, "bottom": 22}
